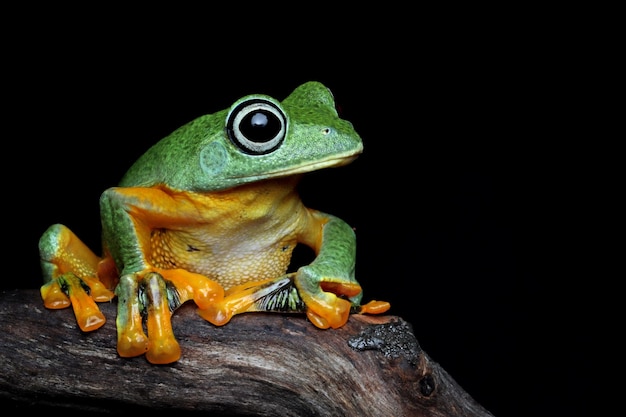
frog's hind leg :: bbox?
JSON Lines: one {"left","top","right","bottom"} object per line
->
{"left": 38, "top": 224, "right": 115, "bottom": 332}
{"left": 196, "top": 274, "right": 391, "bottom": 329}
{"left": 197, "top": 275, "right": 302, "bottom": 326}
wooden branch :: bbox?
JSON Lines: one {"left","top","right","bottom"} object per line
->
{"left": 0, "top": 290, "right": 493, "bottom": 417}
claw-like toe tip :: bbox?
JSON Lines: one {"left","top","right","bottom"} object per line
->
{"left": 197, "top": 305, "right": 233, "bottom": 326}
{"left": 77, "top": 312, "right": 106, "bottom": 332}
{"left": 306, "top": 309, "right": 331, "bottom": 329}
{"left": 40, "top": 282, "right": 70, "bottom": 309}
{"left": 305, "top": 297, "right": 351, "bottom": 329}
{"left": 359, "top": 300, "right": 391, "bottom": 315}
{"left": 117, "top": 331, "right": 150, "bottom": 358}
{"left": 90, "top": 284, "right": 116, "bottom": 302}
{"left": 146, "top": 339, "right": 181, "bottom": 364}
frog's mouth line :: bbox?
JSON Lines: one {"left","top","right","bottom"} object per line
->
{"left": 230, "top": 152, "right": 360, "bottom": 181}
{"left": 266, "top": 152, "right": 360, "bottom": 178}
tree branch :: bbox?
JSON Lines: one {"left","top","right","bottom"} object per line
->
{"left": 0, "top": 289, "right": 493, "bottom": 417}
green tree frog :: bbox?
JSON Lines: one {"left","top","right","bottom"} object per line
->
{"left": 38, "top": 81, "right": 390, "bottom": 364}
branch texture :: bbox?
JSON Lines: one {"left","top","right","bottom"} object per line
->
{"left": 0, "top": 290, "right": 493, "bottom": 417}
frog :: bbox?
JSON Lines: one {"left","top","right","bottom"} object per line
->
{"left": 38, "top": 81, "right": 390, "bottom": 364}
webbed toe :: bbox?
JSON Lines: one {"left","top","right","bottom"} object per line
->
{"left": 41, "top": 274, "right": 106, "bottom": 332}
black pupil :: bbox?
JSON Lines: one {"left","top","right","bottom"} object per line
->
{"left": 241, "top": 110, "right": 281, "bottom": 143}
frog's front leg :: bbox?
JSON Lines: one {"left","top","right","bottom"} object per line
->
{"left": 115, "top": 267, "right": 224, "bottom": 364}
{"left": 100, "top": 187, "right": 225, "bottom": 364}
{"left": 115, "top": 271, "right": 180, "bottom": 364}
{"left": 38, "top": 224, "right": 117, "bottom": 332}
{"left": 294, "top": 211, "right": 390, "bottom": 329}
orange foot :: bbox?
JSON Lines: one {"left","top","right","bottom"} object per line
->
{"left": 40, "top": 273, "right": 112, "bottom": 332}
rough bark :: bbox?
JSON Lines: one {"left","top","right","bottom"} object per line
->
{"left": 0, "top": 289, "right": 493, "bottom": 417}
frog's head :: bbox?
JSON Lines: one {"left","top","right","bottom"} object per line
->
{"left": 198, "top": 81, "right": 362, "bottom": 190}
{"left": 120, "top": 81, "right": 363, "bottom": 191}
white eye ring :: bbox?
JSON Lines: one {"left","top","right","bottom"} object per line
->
{"left": 226, "top": 99, "right": 287, "bottom": 155}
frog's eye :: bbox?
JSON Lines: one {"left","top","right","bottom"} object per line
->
{"left": 226, "top": 98, "right": 286, "bottom": 155}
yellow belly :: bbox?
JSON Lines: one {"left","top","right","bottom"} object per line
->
{"left": 149, "top": 227, "right": 298, "bottom": 290}
{"left": 147, "top": 177, "right": 307, "bottom": 290}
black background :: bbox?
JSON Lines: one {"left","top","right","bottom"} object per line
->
{"left": 2, "top": 8, "right": 608, "bottom": 417}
